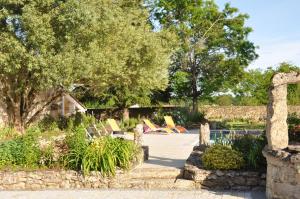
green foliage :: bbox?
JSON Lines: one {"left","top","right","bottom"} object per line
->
{"left": 202, "top": 145, "right": 244, "bottom": 170}
{"left": 38, "top": 115, "right": 59, "bottom": 132}
{"left": 0, "top": 127, "right": 19, "bottom": 141}
{"left": 214, "top": 95, "right": 234, "bottom": 106}
{"left": 82, "top": 137, "right": 138, "bottom": 176}
{"left": 0, "top": 128, "right": 41, "bottom": 169}
{"left": 38, "top": 113, "right": 96, "bottom": 132}
{"left": 119, "top": 118, "right": 140, "bottom": 132}
{"left": 211, "top": 132, "right": 233, "bottom": 146}
{"left": 232, "top": 135, "right": 267, "bottom": 170}
{"left": 40, "top": 144, "right": 55, "bottom": 168}
{"left": 153, "top": 107, "right": 205, "bottom": 126}
{"left": 0, "top": 0, "right": 174, "bottom": 128}
{"left": 64, "top": 126, "right": 88, "bottom": 170}
{"left": 65, "top": 128, "right": 139, "bottom": 176}
{"left": 150, "top": 0, "right": 257, "bottom": 110}
{"left": 288, "top": 113, "right": 300, "bottom": 142}
{"left": 234, "top": 63, "right": 300, "bottom": 105}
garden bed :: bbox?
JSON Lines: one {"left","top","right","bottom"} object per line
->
{"left": 0, "top": 147, "right": 144, "bottom": 190}
{"left": 183, "top": 146, "right": 266, "bottom": 190}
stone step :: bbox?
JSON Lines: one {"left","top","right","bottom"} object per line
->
{"left": 109, "top": 178, "right": 197, "bottom": 190}
{"left": 127, "top": 168, "right": 183, "bottom": 179}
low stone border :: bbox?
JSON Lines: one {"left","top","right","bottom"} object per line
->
{"left": 183, "top": 146, "right": 266, "bottom": 190}
{"left": 0, "top": 145, "right": 146, "bottom": 191}
{"left": 0, "top": 170, "right": 112, "bottom": 190}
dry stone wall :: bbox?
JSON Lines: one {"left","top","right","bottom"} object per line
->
{"left": 0, "top": 170, "right": 110, "bottom": 190}
{"left": 263, "top": 149, "right": 300, "bottom": 199}
{"left": 200, "top": 105, "right": 300, "bottom": 121}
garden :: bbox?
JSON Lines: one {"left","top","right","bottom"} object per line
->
{"left": 0, "top": 114, "right": 142, "bottom": 177}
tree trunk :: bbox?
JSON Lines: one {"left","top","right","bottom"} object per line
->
{"left": 6, "top": 97, "right": 25, "bottom": 133}
{"left": 122, "top": 107, "right": 130, "bottom": 120}
{"left": 191, "top": 66, "right": 198, "bottom": 113}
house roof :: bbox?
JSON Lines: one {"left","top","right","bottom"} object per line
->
{"left": 63, "top": 93, "right": 87, "bottom": 112}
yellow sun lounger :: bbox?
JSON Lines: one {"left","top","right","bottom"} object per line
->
{"left": 164, "top": 116, "right": 188, "bottom": 133}
{"left": 107, "top": 119, "right": 135, "bottom": 140}
{"left": 107, "top": 119, "right": 122, "bottom": 132}
{"left": 143, "top": 119, "right": 173, "bottom": 134}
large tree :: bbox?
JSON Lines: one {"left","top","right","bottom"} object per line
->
{"left": 150, "top": 0, "right": 258, "bottom": 111}
{"left": 0, "top": 0, "right": 174, "bottom": 129}
{"left": 78, "top": 0, "right": 175, "bottom": 119}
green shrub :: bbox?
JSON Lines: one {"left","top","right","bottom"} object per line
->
{"left": 82, "top": 137, "right": 138, "bottom": 176}
{"left": 153, "top": 107, "right": 205, "bottom": 126}
{"left": 288, "top": 113, "right": 300, "bottom": 142}
{"left": 38, "top": 115, "right": 59, "bottom": 132}
{"left": 202, "top": 145, "right": 244, "bottom": 170}
{"left": 232, "top": 135, "right": 267, "bottom": 170}
{"left": 0, "top": 128, "right": 41, "bottom": 168}
{"left": 65, "top": 127, "right": 139, "bottom": 176}
{"left": 119, "top": 118, "right": 140, "bottom": 131}
{"left": 40, "top": 144, "right": 55, "bottom": 168}
{"left": 0, "top": 127, "right": 19, "bottom": 141}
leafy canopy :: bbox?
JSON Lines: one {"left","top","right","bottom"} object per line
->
{"left": 149, "top": 0, "right": 257, "bottom": 110}
{"left": 0, "top": 0, "right": 174, "bottom": 127}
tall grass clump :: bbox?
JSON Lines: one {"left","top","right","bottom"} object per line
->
{"left": 0, "top": 127, "right": 19, "bottom": 141}
{"left": 64, "top": 125, "right": 88, "bottom": 170}
{"left": 232, "top": 134, "right": 266, "bottom": 170}
{"left": 82, "top": 137, "right": 138, "bottom": 176}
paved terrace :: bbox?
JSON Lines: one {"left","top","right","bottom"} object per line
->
{"left": 139, "top": 129, "right": 199, "bottom": 169}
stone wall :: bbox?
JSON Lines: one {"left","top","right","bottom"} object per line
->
{"left": 183, "top": 146, "right": 266, "bottom": 190}
{"left": 263, "top": 149, "right": 300, "bottom": 199}
{"left": 0, "top": 170, "right": 111, "bottom": 190}
{"left": 200, "top": 106, "right": 300, "bottom": 121}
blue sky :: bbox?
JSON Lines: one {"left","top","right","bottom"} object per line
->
{"left": 215, "top": 0, "right": 300, "bottom": 70}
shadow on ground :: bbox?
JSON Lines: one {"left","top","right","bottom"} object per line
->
{"left": 144, "top": 156, "right": 185, "bottom": 168}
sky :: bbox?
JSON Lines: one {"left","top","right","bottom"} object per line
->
{"left": 215, "top": 0, "right": 300, "bottom": 70}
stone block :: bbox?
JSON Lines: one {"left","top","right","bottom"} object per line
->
{"left": 199, "top": 123, "right": 210, "bottom": 145}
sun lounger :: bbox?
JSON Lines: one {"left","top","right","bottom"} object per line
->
{"left": 107, "top": 119, "right": 124, "bottom": 134}
{"left": 164, "top": 116, "right": 188, "bottom": 133}
{"left": 107, "top": 119, "right": 134, "bottom": 140}
{"left": 143, "top": 119, "right": 173, "bottom": 134}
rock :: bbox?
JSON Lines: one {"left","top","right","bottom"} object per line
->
{"left": 288, "top": 145, "right": 300, "bottom": 152}
{"left": 233, "top": 176, "right": 246, "bottom": 185}
{"left": 232, "top": 185, "right": 251, "bottom": 191}
{"left": 11, "top": 182, "right": 25, "bottom": 189}
{"left": 246, "top": 177, "right": 259, "bottom": 186}
{"left": 216, "top": 170, "right": 224, "bottom": 176}
{"left": 199, "top": 122, "right": 210, "bottom": 145}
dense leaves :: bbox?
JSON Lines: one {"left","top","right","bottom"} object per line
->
{"left": 232, "top": 135, "right": 267, "bottom": 171}
{"left": 202, "top": 144, "right": 244, "bottom": 170}
{"left": 0, "top": 0, "right": 174, "bottom": 128}
{"left": 234, "top": 63, "right": 300, "bottom": 105}
{"left": 149, "top": 0, "right": 258, "bottom": 111}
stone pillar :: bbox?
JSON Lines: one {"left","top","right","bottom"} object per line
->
{"left": 266, "top": 84, "right": 288, "bottom": 150}
{"left": 266, "top": 72, "right": 300, "bottom": 150}
{"left": 134, "top": 124, "right": 144, "bottom": 145}
{"left": 199, "top": 122, "right": 210, "bottom": 145}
